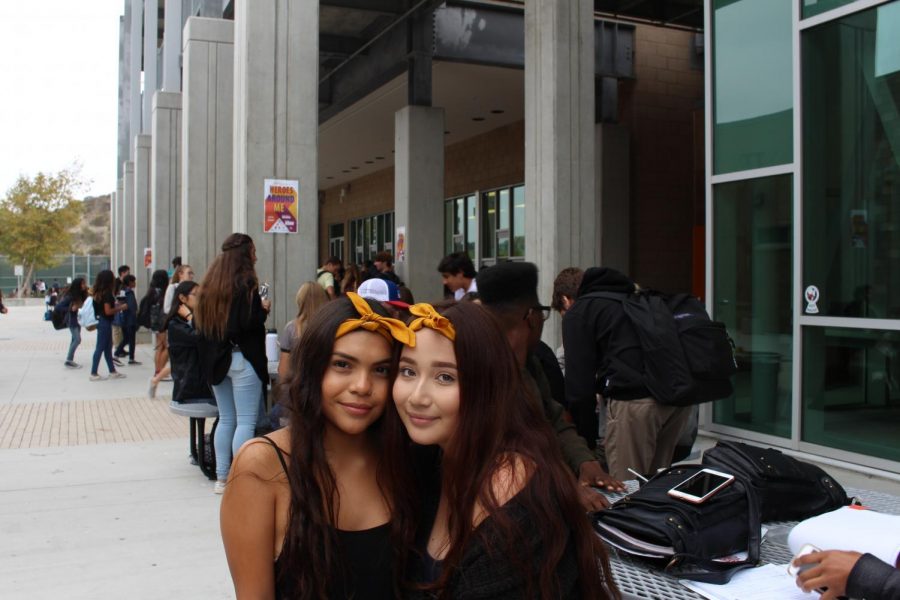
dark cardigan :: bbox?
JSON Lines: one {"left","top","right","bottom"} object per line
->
{"left": 200, "top": 279, "right": 269, "bottom": 386}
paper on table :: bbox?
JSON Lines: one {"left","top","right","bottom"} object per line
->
{"left": 788, "top": 506, "right": 900, "bottom": 567}
{"left": 680, "top": 564, "right": 818, "bottom": 600}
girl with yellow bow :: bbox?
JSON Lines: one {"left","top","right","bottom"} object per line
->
{"left": 386, "top": 301, "right": 621, "bottom": 599}
{"left": 221, "top": 293, "right": 413, "bottom": 599}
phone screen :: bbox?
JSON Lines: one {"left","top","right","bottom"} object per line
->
{"left": 673, "top": 471, "right": 732, "bottom": 498}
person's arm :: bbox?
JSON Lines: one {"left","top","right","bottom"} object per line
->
{"left": 796, "top": 550, "right": 900, "bottom": 600}
{"left": 220, "top": 442, "right": 279, "bottom": 600}
{"left": 562, "top": 309, "right": 601, "bottom": 448}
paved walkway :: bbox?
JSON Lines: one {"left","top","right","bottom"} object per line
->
{"left": 0, "top": 305, "right": 232, "bottom": 599}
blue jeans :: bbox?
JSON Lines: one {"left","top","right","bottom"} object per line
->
{"left": 91, "top": 318, "right": 115, "bottom": 375}
{"left": 67, "top": 324, "right": 81, "bottom": 362}
{"left": 212, "top": 351, "right": 263, "bottom": 481}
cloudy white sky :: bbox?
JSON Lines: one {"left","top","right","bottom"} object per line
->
{"left": 0, "top": 1, "right": 121, "bottom": 199}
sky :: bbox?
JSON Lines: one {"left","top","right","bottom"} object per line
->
{"left": 0, "top": 1, "right": 122, "bottom": 199}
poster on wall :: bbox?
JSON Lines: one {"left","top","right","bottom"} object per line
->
{"left": 395, "top": 226, "right": 406, "bottom": 262}
{"left": 263, "top": 179, "right": 299, "bottom": 234}
{"left": 143, "top": 247, "right": 153, "bottom": 269}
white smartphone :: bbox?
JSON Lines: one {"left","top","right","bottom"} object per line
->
{"left": 787, "top": 543, "right": 820, "bottom": 577}
{"left": 667, "top": 468, "right": 735, "bottom": 504}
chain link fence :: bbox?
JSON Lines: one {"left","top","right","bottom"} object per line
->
{"left": 0, "top": 255, "right": 110, "bottom": 295}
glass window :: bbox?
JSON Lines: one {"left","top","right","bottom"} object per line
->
{"left": 349, "top": 211, "right": 395, "bottom": 264}
{"left": 712, "top": 175, "right": 793, "bottom": 437}
{"left": 444, "top": 200, "right": 454, "bottom": 253}
{"left": 497, "top": 189, "right": 510, "bottom": 259}
{"left": 802, "top": 0, "right": 859, "bottom": 19}
{"left": 803, "top": 5, "right": 900, "bottom": 319}
{"left": 713, "top": 0, "right": 793, "bottom": 173}
{"left": 512, "top": 185, "right": 525, "bottom": 257}
{"left": 802, "top": 326, "right": 900, "bottom": 462}
{"left": 328, "top": 223, "right": 344, "bottom": 261}
{"left": 482, "top": 191, "right": 497, "bottom": 261}
{"left": 465, "top": 195, "right": 477, "bottom": 259}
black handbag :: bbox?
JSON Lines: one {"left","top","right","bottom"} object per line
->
{"left": 702, "top": 441, "right": 850, "bottom": 522}
{"left": 593, "top": 465, "right": 761, "bottom": 583}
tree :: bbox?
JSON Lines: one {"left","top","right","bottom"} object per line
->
{"left": 0, "top": 169, "right": 84, "bottom": 296}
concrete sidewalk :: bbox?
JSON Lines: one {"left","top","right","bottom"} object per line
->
{"left": 0, "top": 306, "right": 232, "bottom": 599}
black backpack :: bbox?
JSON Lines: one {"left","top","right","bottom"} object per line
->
{"left": 593, "top": 464, "right": 761, "bottom": 583}
{"left": 702, "top": 441, "right": 850, "bottom": 522}
{"left": 586, "top": 290, "right": 737, "bottom": 406}
{"left": 138, "top": 288, "right": 160, "bottom": 329}
{"left": 51, "top": 298, "right": 69, "bottom": 330}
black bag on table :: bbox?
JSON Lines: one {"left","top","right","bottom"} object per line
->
{"left": 702, "top": 440, "right": 850, "bottom": 522}
{"left": 593, "top": 465, "right": 760, "bottom": 584}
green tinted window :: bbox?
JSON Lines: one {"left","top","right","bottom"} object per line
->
{"left": 713, "top": 0, "right": 793, "bottom": 173}
{"left": 712, "top": 175, "right": 793, "bottom": 437}
{"left": 802, "top": 0, "right": 859, "bottom": 19}
{"left": 802, "top": 326, "right": 900, "bottom": 462}
{"left": 802, "top": 4, "right": 900, "bottom": 318}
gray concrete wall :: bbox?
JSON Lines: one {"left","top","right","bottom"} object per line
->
{"left": 233, "top": 1, "right": 319, "bottom": 329}
{"left": 597, "top": 123, "right": 631, "bottom": 274}
{"left": 181, "top": 17, "right": 234, "bottom": 279}
{"left": 133, "top": 135, "right": 152, "bottom": 293}
{"left": 110, "top": 190, "right": 118, "bottom": 268}
{"left": 117, "top": 13, "right": 129, "bottom": 178}
{"left": 162, "top": 0, "right": 183, "bottom": 91}
{"left": 151, "top": 92, "right": 183, "bottom": 272}
{"left": 524, "top": 0, "right": 596, "bottom": 346}
{"left": 394, "top": 106, "right": 445, "bottom": 304}
{"left": 122, "top": 163, "right": 135, "bottom": 274}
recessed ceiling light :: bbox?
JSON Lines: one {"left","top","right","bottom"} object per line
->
{"left": 444, "top": 131, "right": 451, "bottom": 135}
{"left": 351, "top": 166, "right": 359, "bottom": 170}
{"left": 342, "top": 169, "right": 350, "bottom": 173}
{"left": 365, "top": 160, "right": 374, "bottom": 164}
{"left": 327, "top": 176, "right": 334, "bottom": 180}
{"left": 491, "top": 109, "right": 504, "bottom": 114}
{"left": 375, "top": 156, "right": 385, "bottom": 160}
{"left": 472, "top": 117, "right": 485, "bottom": 122}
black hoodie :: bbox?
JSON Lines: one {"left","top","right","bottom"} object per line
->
{"left": 562, "top": 267, "right": 651, "bottom": 447}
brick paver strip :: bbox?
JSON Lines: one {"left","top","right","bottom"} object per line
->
{"left": 0, "top": 397, "right": 188, "bottom": 449}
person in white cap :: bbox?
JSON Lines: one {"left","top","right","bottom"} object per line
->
{"left": 356, "top": 278, "right": 410, "bottom": 318}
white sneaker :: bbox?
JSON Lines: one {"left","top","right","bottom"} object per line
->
{"left": 148, "top": 376, "right": 158, "bottom": 399}
{"left": 214, "top": 480, "right": 226, "bottom": 495}
{"left": 109, "top": 371, "right": 126, "bottom": 379}
{"left": 89, "top": 374, "right": 104, "bottom": 381}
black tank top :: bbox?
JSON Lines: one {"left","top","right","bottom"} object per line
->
{"left": 261, "top": 436, "right": 395, "bottom": 599}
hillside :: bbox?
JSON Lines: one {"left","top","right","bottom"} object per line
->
{"left": 71, "top": 194, "right": 110, "bottom": 255}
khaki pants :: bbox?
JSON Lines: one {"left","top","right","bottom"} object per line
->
{"left": 605, "top": 397, "right": 693, "bottom": 482}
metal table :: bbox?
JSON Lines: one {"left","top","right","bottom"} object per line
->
{"left": 602, "top": 484, "right": 900, "bottom": 600}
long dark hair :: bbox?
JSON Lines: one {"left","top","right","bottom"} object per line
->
{"left": 195, "top": 233, "right": 258, "bottom": 341}
{"left": 385, "top": 301, "right": 618, "bottom": 599}
{"left": 162, "top": 280, "right": 199, "bottom": 330}
{"left": 149, "top": 269, "right": 169, "bottom": 291}
{"left": 274, "top": 296, "right": 399, "bottom": 599}
{"left": 65, "top": 277, "right": 88, "bottom": 304}
{"left": 91, "top": 270, "right": 115, "bottom": 302}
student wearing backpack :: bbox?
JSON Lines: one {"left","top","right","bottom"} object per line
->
{"left": 57, "top": 278, "right": 88, "bottom": 368}
{"left": 89, "top": 270, "right": 128, "bottom": 381}
{"left": 562, "top": 267, "right": 692, "bottom": 481}
{"left": 113, "top": 275, "right": 140, "bottom": 365}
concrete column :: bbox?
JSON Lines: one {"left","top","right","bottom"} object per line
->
{"left": 110, "top": 190, "right": 118, "bottom": 268}
{"left": 129, "top": 0, "right": 142, "bottom": 156}
{"left": 117, "top": 13, "right": 130, "bottom": 178}
{"left": 143, "top": 0, "right": 158, "bottom": 133}
{"left": 134, "top": 135, "right": 152, "bottom": 292}
{"left": 162, "top": 0, "right": 183, "bottom": 91}
{"left": 115, "top": 178, "right": 125, "bottom": 268}
{"left": 151, "top": 91, "right": 182, "bottom": 271}
{"left": 394, "top": 106, "right": 445, "bottom": 303}
{"left": 233, "top": 1, "right": 318, "bottom": 329}
{"left": 122, "top": 162, "right": 135, "bottom": 274}
{"left": 596, "top": 123, "right": 630, "bottom": 273}
{"left": 524, "top": 0, "right": 595, "bottom": 345}
{"left": 182, "top": 17, "right": 234, "bottom": 279}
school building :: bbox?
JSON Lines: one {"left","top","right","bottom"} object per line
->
{"left": 110, "top": 0, "right": 899, "bottom": 479}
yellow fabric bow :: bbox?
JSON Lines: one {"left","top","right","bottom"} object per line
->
{"left": 335, "top": 292, "right": 415, "bottom": 346}
{"left": 408, "top": 303, "right": 456, "bottom": 342}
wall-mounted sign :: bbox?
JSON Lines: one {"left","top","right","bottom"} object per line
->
{"left": 263, "top": 179, "right": 299, "bottom": 234}
{"left": 143, "top": 247, "right": 153, "bottom": 269}
{"left": 396, "top": 227, "right": 406, "bottom": 262}
{"left": 805, "top": 285, "right": 820, "bottom": 314}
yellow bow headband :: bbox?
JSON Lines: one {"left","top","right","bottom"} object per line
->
{"left": 336, "top": 293, "right": 415, "bottom": 346}
{"left": 408, "top": 303, "right": 456, "bottom": 342}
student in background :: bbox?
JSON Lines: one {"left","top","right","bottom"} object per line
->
{"left": 114, "top": 275, "right": 140, "bottom": 365}
{"left": 89, "top": 270, "right": 127, "bottom": 381}
{"left": 57, "top": 278, "right": 88, "bottom": 368}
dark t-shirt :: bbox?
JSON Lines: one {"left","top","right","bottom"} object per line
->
{"left": 93, "top": 292, "right": 116, "bottom": 321}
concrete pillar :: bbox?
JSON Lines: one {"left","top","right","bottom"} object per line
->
{"left": 143, "top": 0, "right": 158, "bottom": 133}
{"left": 115, "top": 178, "right": 125, "bottom": 268}
{"left": 233, "top": 1, "right": 319, "bottom": 329}
{"left": 151, "top": 91, "right": 182, "bottom": 271}
{"left": 129, "top": 0, "right": 142, "bottom": 156}
{"left": 162, "top": 0, "right": 183, "bottom": 91}
{"left": 134, "top": 135, "right": 152, "bottom": 292}
{"left": 596, "top": 123, "right": 630, "bottom": 273}
{"left": 394, "top": 106, "right": 445, "bottom": 303}
{"left": 524, "top": 0, "right": 595, "bottom": 345}
{"left": 182, "top": 17, "right": 234, "bottom": 279}
{"left": 117, "top": 12, "right": 130, "bottom": 178}
{"left": 122, "top": 162, "right": 135, "bottom": 274}
{"left": 110, "top": 190, "right": 118, "bottom": 268}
